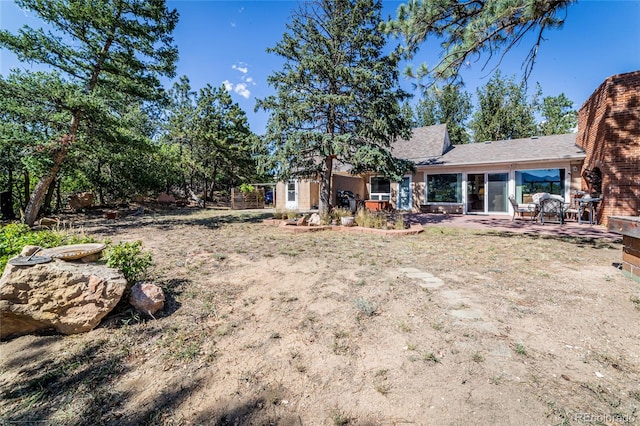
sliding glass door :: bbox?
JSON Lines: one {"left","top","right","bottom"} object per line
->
{"left": 487, "top": 173, "right": 508, "bottom": 213}
{"left": 467, "top": 172, "right": 508, "bottom": 213}
{"left": 467, "top": 173, "right": 485, "bottom": 213}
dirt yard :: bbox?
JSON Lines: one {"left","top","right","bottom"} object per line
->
{"left": 1, "top": 207, "right": 639, "bottom": 425}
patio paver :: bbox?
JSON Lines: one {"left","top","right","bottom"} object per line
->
{"left": 404, "top": 213, "right": 621, "bottom": 241}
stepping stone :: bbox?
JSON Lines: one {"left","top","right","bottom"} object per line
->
{"left": 397, "top": 268, "right": 445, "bottom": 289}
{"left": 448, "top": 308, "right": 484, "bottom": 319}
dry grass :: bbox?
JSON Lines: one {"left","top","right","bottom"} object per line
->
{"left": 1, "top": 208, "right": 637, "bottom": 425}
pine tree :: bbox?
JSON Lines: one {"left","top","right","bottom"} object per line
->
{"left": 385, "top": 0, "right": 575, "bottom": 84}
{"left": 163, "top": 78, "right": 257, "bottom": 202}
{"left": 0, "top": 0, "right": 178, "bottom": 225}
{"left": 537, "top": 93, "right": 578, "bottom": 135}
{"left": 256, "top": 0, "right": 413, "bottom": 215}
{"left": 470, "top": 71, "right": 537, "bottom": 142}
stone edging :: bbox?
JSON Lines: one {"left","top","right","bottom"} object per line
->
{"left": 262, "top": 219, "right": 423, "bottom": 236}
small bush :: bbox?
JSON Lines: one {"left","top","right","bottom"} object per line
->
{"left": 514, "top": 342, "right": 528, "bottom": 356}
{"left": 354, "top": 208, "right": 386, "bottom": 229}
{"left": 353, "top": 298, "right": 377, "bottom": 316}
{"left": 0, "top": 223, "right": 95, "bottom": 270}
{"left": 105, "top": 241, "right": 153, "bottom": 284}
{"left": 320, "top": 211, "right": 332, "bottom": 225}
{"left": 286, "top": 210, "right": 297, "bottom": 220}
{"left": 239, "top": 183, "right": 255, "bottom": 194}
{"left": 332, "top": 207, "right": 352, "bottom": 220}
{"left": 423, "top": 352, "right": 440, "bottom": 363}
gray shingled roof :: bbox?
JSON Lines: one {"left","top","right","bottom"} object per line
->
{"left": 333, "top": 125, "right": 583, "bottom": 173}
{"left": 332, "top": 124, "right": 449, "bottom": 173}
{"left": 413, "top": 133, "right": 585, "bottom": 167}
{"left": 391, "top": 124, "right": 449, "bottom": 160}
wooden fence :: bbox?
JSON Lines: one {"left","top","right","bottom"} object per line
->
{"left": 231, "top": 187, "right": 265, "bottom": 210}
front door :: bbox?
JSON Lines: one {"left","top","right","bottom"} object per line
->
{"left": 397, "top": 176, "right": 412, "bottom": 210}
{"left": 285, "top": 180, "right": 298, "bottom": 210}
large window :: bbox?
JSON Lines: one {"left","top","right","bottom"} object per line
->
{"left": 515, "top": 169, "right": 565, "bottom": 202}
{"left": 370, "top": 176, "right": 391, "bottom": 201}
{"left": 426, "top": 173, "right": 462, "bottom": 203}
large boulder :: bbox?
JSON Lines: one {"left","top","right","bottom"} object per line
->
{"left": 0, "top": 248, "right": 127, "bottom": 339}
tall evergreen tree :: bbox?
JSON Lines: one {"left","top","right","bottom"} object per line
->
{"left": 0, "top": 0, "right": 178, "bottom": 225}
{"left": 163, "top": 78, "right": 257, "bottom": 201}
{"left": 164, "top": 76, "right": 198, "bottom": 192}
{"left": 256, "top": 0, "right": 413, "bottom": 215}
{"left": 192, "top": 84, "right": 254, "bottom": 200}
{"left": 470, "top": 71, "right": 537, "bottom": 142}
{"left": 414, "top": 84, "right": 472, "bottom": 144}
{"left": 537, "top": 93, "right": 578, "bottom": 135}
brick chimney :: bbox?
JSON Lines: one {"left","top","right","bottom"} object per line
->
{"left": 575, "top": 71, "right": 640, "bottom": 226}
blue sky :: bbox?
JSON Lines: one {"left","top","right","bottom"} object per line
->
{"left": 1, "top": 0, "right": 639, "bottom": 135}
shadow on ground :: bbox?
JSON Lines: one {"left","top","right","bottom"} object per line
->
{"left": 74, "top": 208, "right": 274, "bottom": 236}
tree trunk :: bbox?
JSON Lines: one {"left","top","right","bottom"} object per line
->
{"left": 23, "top": 147, "right": 67, "bottom": 226}
{"left": 23, "top": 170, "right": 30, "bottom": 211}
{"left": 43, "top": 176, "right": 58, "bottom": 215}
{"left": 209, "top": 160, "right": 218, "bottom": 200}
{"left": 24, "top": 106, "right": 84, "bottom": 226}
{"left": 1, "top": 166, "right": 16, "bottom": 220}
{"left": 97, "top": 161, "right": 105, "bottom": 206}
{"left": 203, "top": 176, "right": 207, "bottom": 209}
{"left": 8, "top": 167, "right": 15, "bottom": 219}
{"left": 318, "top": 156, "right": 333, "bottom": 216}
{"left": 22, "top": 20, "right": 116, "bottom": 226}
{"left": 55, "top": 179, "right": 62, "bottom": 212}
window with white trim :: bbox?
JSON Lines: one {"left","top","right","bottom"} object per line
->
{"left": 426, "top": 173, "right": 462, "bottom": 203}
{"left": 369, "top": 176, "right": 391, "bottom": 201}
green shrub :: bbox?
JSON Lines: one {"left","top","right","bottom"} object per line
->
{"left": 105, "top": 241, "right": 153, "bottom": 284}
{"left": 239, "top": 183, "right": 255, "bottom": 194}
{"left": 0, "top": 223, "right": 95, "bottom": 271}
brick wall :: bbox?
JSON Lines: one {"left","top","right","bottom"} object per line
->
{"left": 576, "top": 71, "right": 640, "bottom": 226}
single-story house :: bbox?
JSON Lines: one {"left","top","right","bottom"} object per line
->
{"left": 275, "top": 70, "right": 639, "bottom": 225}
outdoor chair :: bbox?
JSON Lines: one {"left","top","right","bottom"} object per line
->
{"left": 508, "top": 195, "right": 536, "bottom": 221}
{"left": 564, "top": 197, "right": 580, "bottom": 221}
{"left": 538, "top": 196, "right": 565, "bottom": 225}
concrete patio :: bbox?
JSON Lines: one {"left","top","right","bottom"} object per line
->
{"left": 404, "top": 213, "right": 622, "bottom": 241}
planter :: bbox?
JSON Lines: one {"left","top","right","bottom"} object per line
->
{"left": 365, "top": 200, "right": 389, "bottom": 211}
{"left": 341, "top": 216, "right": 355, "bottom": 227}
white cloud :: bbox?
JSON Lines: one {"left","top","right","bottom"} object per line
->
{"left": 232, "top": 64, "right": 248, "bottom": 74}
{"left": 222, "top": 81, "right": 251, "bottom": 99}
{"left": 234, "top": 83, "right": 250, "bottom": 99}
{"left": 230, "top": 21, "right": 236, "bottom": 27}
{"left": 224, "top": 63, "right": 254, "bottom": 99}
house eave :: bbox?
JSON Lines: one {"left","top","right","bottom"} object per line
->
{"left": 414, "top": 154, "right": 586, "bottom": 169}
